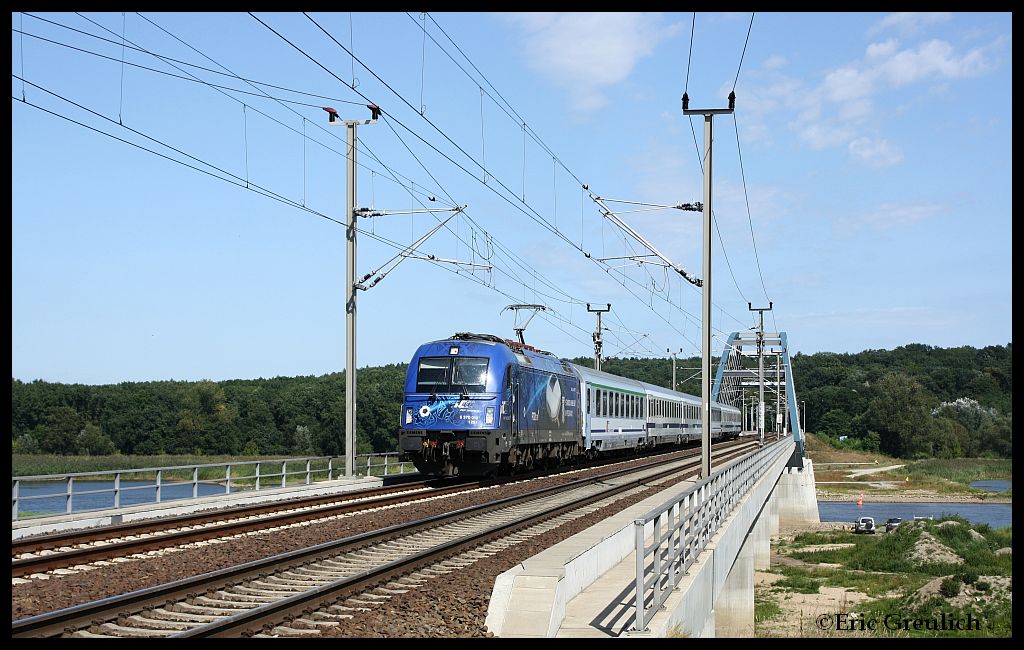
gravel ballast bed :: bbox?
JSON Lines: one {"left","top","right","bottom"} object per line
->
{"left": 12, "top": 452, "right": 691, "bottom": 619}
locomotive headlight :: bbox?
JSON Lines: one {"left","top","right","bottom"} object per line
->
{"left": 485, "top": 407, "right": 495, "bottom": 426}
{"left": 405, "top": 408, "right": 413, "bottom": 424}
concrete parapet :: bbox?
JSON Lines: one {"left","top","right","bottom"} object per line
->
{"left": 486, "top": 479, "right": 694, "bottom": 637}
{"left": 631, "top": 443, "right": 792, "bottom": 637}
{"left": 489, "top": 441, "right": 795, "bottom": 637}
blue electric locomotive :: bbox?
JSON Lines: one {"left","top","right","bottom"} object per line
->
{"left": 398, "top": 333, "right": 581, "bottom": 476}
{"left": 398, "top": 332, "right": 741, "bottom": 476}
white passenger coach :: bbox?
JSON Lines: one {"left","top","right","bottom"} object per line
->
{"left": 572, "top": 363, "right": 740, "bottom": 454}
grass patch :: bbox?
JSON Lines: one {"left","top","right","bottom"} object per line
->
{"left": 804, "top": 433, "right": 898, "bottom": 465}
{"left": 859, "top": 594, "right": 1012, "bottom": 637}
{"left": 790, "top": 520, "right": 1013, "bottom": 579}
{"left": 775, "top": 567, "right": 824, "bottom": 594}
{"left": 790, "top": 525, "right": 918, "bottom": 573}
{"left": 791, "top": 530, "right": 849, "bottom": 547}
{"left": 818, "top": 568, "right": 927, "bottom": 598}
{"left": 755, "top": 593, "right": 783, "bottom": 622}
{"left": 903, "top": 459, "right": 1012, "bottom": 485}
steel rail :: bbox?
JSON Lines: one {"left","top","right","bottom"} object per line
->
{"left": 12, "top": 439, "right": 754, "bottom": 638}
{"left": 11, "top": 480, "right": 476, "bottom": 577}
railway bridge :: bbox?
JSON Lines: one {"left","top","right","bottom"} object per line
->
{"left": 11, "top": 331, "right": 817, "bottom": 638}
{"left": 486, "top": 330, "right": 819, "bottom": 637}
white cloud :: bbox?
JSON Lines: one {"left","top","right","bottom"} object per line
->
{"left": 502, "top": 13, "right": 683, "bottom": 112}
{"left": 865, "top": 39, "right": 899, "bottom": 61}
{"left": 876, "top": 39, "right": 994, "bottom": 85}
{"left": 838, "top": 201, "right": 943, "bottom": 233}
{"left": 796, "top": 121, "right": 855, "bottom": 150}
{"left": 822, "top": 66, "right": 875, "bottom": 102}
{"left": 738, "top": 27, "right": 1005, "bottom": 167}
{"left": 848, "top": 137, "right": 903, "bottom": 167}
{"left": 762, "top": 54, "right": 787, "bottom": 70}
{"left": 867, "top": 12, "right": 952, "bottom": 37}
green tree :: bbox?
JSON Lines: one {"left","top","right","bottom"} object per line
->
{"left": 76, "top": 422, "right": 116, "bottom": 456}
{"left": 32, "top": 406, "right": 85, "bottom": 455}
{"left": 862, "top": 373, "right": 933, "bottom": 458}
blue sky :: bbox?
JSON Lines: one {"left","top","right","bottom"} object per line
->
{"left": 11, "top": 12, "right": 1012, "bottom": 384}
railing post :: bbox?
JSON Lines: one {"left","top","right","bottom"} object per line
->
{"left": 13, "top": 479, "right": 19, "bottom": 521}
{"left": 666, "top": 500, "right": 677, "bottom": 587}
{"left": 192, "top": 466, "right": 199, "bottom": 499}
{"left": 114, "top": 473, "right": 121, "bottom": 509}
{"left": 156, "top": 470, "right": 162, "bottom": 503}
{"left": 281, "top": 461, "right": 287, "bottom": 488}
{"left": 306, "top": 459, "right": 311, "bottom": 485}
{"left": 634, "top": 519, "right": 647, "bottom": 632}
{"left": 367, "top": 455, "right": 372, "bottom": 476}
{"left": 226, "top": 464, "right": 232, "bottom": 494}
{"left": 328, "top": 457, "right": 334, "bottom": 481}
{"left": 66, "top": 476, "right": 74, "bottom": 514}
{"left": 654, "top": 513, "right": 664, "bottom": 609}
{"left": 255, "top": 463, "right": 261, "bottom": 491}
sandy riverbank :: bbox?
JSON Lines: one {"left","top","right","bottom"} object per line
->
{"left": 816, "top": 492, "right": 1011, "bottom": 503}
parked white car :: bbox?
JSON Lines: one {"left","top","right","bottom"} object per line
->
{"left": 853, "top": 516, "right": 876, "bottom": 534}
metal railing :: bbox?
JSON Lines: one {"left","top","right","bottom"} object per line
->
{"left": 632, "top": 439, "right": 794, "bottom": 631}
{"left": 12, "top": 452, "right": 415, "bottom": 521}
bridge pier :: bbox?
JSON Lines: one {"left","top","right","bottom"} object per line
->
{"left": 776, "top": 458, "right": 819, "bottom": 530}
{"left": 751, "top": 500, "right": 771, "bottom": 570}
{"left": 715, "top": 525, "right": 755, "bottom": 636}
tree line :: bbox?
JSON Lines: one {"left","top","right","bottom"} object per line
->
{"left": 11, "top": 342, "right": 1011, "bottom": 460}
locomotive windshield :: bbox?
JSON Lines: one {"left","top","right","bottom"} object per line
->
{"left": 415, "top": 356, "right": 489, "bottom": 393}
{"left": 452, "top": 357, "right": 489, "bottom": 392}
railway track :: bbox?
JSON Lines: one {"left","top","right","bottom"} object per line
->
{"left": 11, "top": 479, "right": 474, "bottom": 579}
{"left": 12, "top": 439, "right": 757, "bottom": 638}
{"left": 11, "top": 442, "right": 732, "bottom": 579}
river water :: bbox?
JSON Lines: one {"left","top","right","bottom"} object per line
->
{"left": 969, "top": 480, "right": 1012, "bottom": 492}
{"left": 818, "top": 501, "right": 1011, "bottom": 528}
{"left": 14, "top": 480, "right": 242, "bottom": 517}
